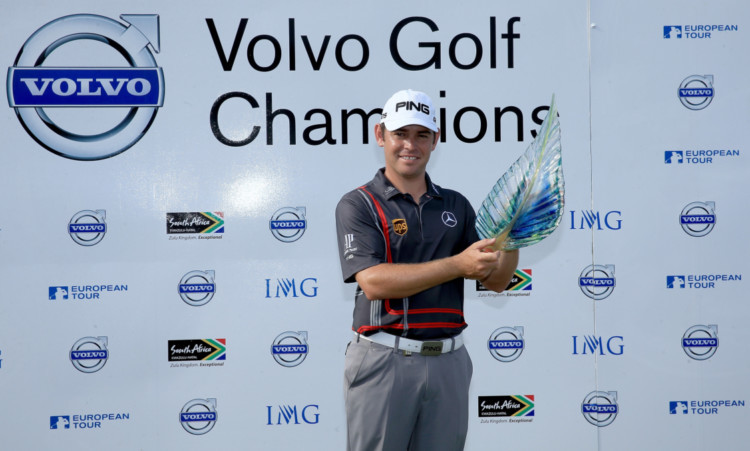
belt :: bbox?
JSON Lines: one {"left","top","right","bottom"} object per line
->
{"left": 357, "top": 331, "right": 464, "bottom": 356}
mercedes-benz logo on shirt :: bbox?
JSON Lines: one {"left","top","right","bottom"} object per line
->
{"left": 442, "top": 211, "right": 457, "bottom": 227}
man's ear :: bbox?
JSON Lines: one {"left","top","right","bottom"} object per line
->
{"left": 374, "top": 123, "right": 386, "bottom": 147}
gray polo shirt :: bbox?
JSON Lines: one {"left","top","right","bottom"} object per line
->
{"left": 335, "top": 168, "right": 479, "bottom": 340}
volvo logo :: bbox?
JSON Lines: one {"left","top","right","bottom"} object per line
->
{"left": 682, "top": 325, "right": 719, "bottom": 360}
{"left": 578, "top": 264, "right": 616, "bottom": 300}
{"left": 678, "top": 75, "right": 714, "bottom": 110}
{"left": 271, "top": 331, "right": 309, "bottom": 367}
{"left": 180, "top": 398, "right": 217, "bottom": 435}
{"left": 487, "top": 326, "right": 524, "bottom": 362}
{"left": 269, "top": 207, "right": 307, "bottom": 242}
{"left": 581, "top": 391, "right": 618, "bottom": 427}
{"left": 68, "top": 210, "right": 107, "bottom": 246}
{"left": 69, "top": 336, "right": 109, "bottom": 373}
{"left": 178, "top": 270, "right": 216, "bottom": 307}
{"left": 7, "top": 14, "right": 164, "bottom": 160}
{"left": 680, "top": 202, "right": 715, "bottom": 237}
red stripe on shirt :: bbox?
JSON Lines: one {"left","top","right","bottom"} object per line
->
{"left": 359, "top": 187, "right": 392, "bottom": 263}
{"left": 357, "top": 187, "right": 464, "bottom": 333}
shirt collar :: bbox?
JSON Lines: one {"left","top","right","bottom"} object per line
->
{"left": 373, "top": 168, "right": 442, "bottom": 200}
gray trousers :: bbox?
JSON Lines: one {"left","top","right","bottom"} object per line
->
{"left": 344, "top": 337, "right": 473, "bottom": 451}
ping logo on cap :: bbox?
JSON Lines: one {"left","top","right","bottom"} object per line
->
{"left": 395, "top": 101, "right": 430, "bottom": 115}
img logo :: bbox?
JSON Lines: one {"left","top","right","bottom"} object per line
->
{"left": 487, "top": 327, "right": 524, "bottom": 362}
{"left": 265, "top": 278, "right": 318, "bottom": 298}
{"left": 680, "top": 202, "right": 716, "bottom": 237}
{"left": 7, "top": 14, "right": 164, "bottom": 160}
{"left": 682, "top": 324, "right": 719, "bottom": 361}
{"left": 269, "top": 207, "right": 307, "bottom": 242}
{"left": 569, "top": 210, "right": 622, "bottom": 230}
{"left": 68, "top": 210, "right": 107, "bottom": 246}
{"left": 572, "top": 335, "right": 624, "bottom": 356}
{"left": 679, "top": 75, "right": 714, "bottom": 110}
{"left": 70, "top": 336, "right": 108, "bottom": 373}
{"left": 266, "top": 404, "right": 320, "bottom": 425}
{"left": 180, "top": 398, "right": 218, "bottom": 435}
{"left": 578, "top": 264, "right": 616, "bottom": 300}
{"left": 271, "top": 331, "right": 309, "bottom": 367}
{"left": 581, "top": 391, "right": 618, "bottom": 427}
{"left": 178, "top": 270, "right": 216, "bottom": 307}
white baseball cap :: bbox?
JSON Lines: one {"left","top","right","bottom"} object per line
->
{"left": 379, "top": 89, "right": 438, "bottom": 132}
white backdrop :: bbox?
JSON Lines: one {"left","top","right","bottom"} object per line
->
{"left": 0, "top": 1, "right": 747, "bottom": 450}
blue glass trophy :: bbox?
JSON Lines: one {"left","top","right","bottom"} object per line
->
{"left": 476, "top": 95, "right": 564, "bottom": 250}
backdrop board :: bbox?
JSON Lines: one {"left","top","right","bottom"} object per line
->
{"left": 586, "top": 1, "right": 750, "bottom": 449}
{"left": 0, "top": 1, "right": 747, "bottom": 450}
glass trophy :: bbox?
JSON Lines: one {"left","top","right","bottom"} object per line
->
{"left": 476, "top": 95, "right": 564, "bottom": 250}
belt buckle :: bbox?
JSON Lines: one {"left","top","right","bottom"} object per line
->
{"left": 419, "top": 341, "right": 443, "bottom": 356}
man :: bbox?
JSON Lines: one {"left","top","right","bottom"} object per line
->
{"left": 335, "top": 89, "right": 519, "bottom": 451}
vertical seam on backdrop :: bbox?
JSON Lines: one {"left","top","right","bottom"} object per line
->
{"left": 586, "top": 1, "right": 602, "bottom": 449}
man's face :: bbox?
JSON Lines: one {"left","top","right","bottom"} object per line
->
{"left": 375, "top": 124, "right": 439, "bottom": 182}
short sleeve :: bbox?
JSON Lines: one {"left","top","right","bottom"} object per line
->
{"left": 335, "top": 191, "right": 388, "bottom": 284}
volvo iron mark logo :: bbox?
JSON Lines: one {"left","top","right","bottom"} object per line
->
{"left": 269, "top": 207, "right": 307, "bottom": 242}
{"left": 678, "top": 75, "right": 713, "bottom": 110}
{"left": 271, "top": 331, "right": 309, "bottom": 367}
{"left": 581, "top": 391, "right": 618, "bottom": 427}
{"left": 180, "top": 398, "right": 217, "bottom": 435}
{"left": 178, "top": 271, "right": 216, "bottom": 307}
{"left": 68, "top": 210, "right": 107, "bottom": 246}
{"left": 70, "top": 336, "right": 109, "bottom": 373}
{"left": 7, "top": 14, "right": 164, "bottom": 160}
{"left": 487, "top": 326, "right": 524, "bottom": 362}
{"left": 680, "top": 202, "right": 715, "bottom": 237}
{"left": 682, "top": 324, "right": 719, "bottom": 361}
{"left": 578, "top": 264, "right": 616, "bottom": 300}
